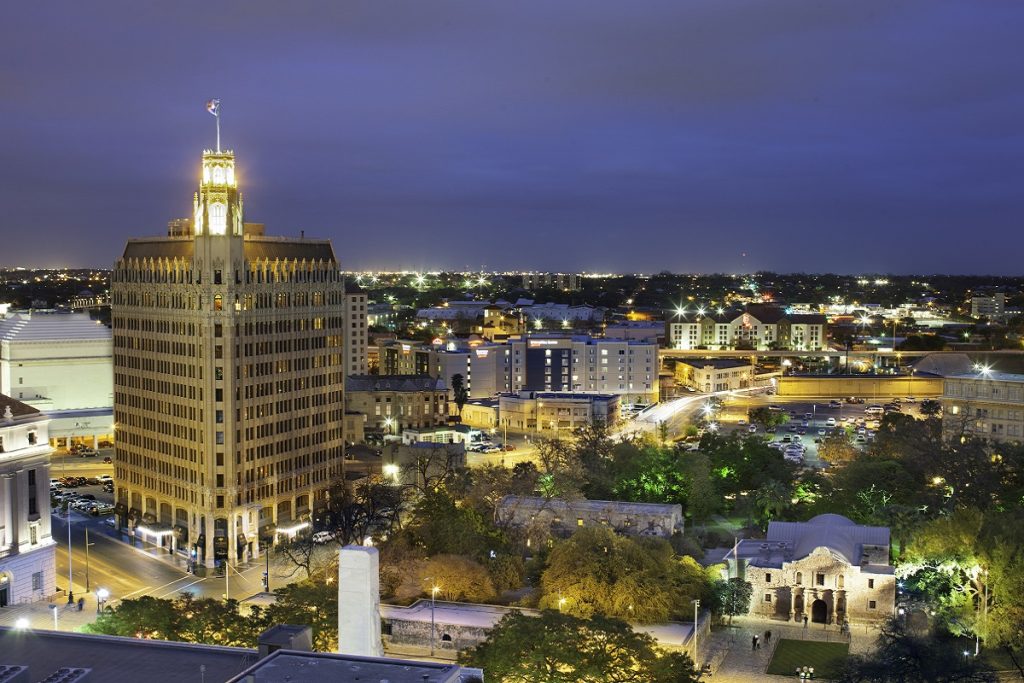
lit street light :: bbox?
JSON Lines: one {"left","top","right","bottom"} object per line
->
{"left": 96, "top": 587, "right": 110, "bottom": 614}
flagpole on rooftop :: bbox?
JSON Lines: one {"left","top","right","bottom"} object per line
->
{"left": 216, "top": 105, "right": 221, "bottom": 153}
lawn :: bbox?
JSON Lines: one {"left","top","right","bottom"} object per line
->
{"left": 766, "top": 639, "right": 850, "bottom": 679}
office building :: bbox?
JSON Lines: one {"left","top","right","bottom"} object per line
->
{"left": 111, "top": 146, "right": 346, "bottom": 566}
{"left": 942, "top": 371, "right": 1024, "bottom": 444}
{"left": 0, "top": 311, "right": 113, "bottom": 450}
{"left": 343, "top": 286, "right": 368, "bottom": 375}
{"left": 0, "top": 395, "right": 55, "bottom": 606}
{"left": 970, "top": 293, "right": 1006, "bottom": 320}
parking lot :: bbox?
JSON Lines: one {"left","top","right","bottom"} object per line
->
{"left": 50, "top": 475, "right": 116, "bottom": 517}
{"left": 712, "top": 394, "right": 932, "bottom": 467}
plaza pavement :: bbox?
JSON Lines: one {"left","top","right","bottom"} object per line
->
{"left": 703, "top": 616, "right": 879, "bottom": 681}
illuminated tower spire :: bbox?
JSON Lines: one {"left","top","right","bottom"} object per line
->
{"left": 193, "top": 149, "right": 243, "bottom": 236}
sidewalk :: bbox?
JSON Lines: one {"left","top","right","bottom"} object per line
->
{"left": 0, "top": 593, "right": 103, "bottom": 632}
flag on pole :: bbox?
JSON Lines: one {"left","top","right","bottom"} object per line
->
{"left": 206, "top": 99, "right": 221, "bottom": 116}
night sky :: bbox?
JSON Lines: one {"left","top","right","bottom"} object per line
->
{"left": 3, "top": 1, "right": 1022, "bottom": 274}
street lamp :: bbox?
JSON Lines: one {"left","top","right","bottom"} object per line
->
{"left": 558, "top": 595, "right": 567, "bottom": 612}
{"left": 96, "top": 587, "right": 109, "bottom": 614}
{"left": 430, "top": 584, "right": 440, "bottom": 657}
{"left": 692, "top": 599, "right": 700, "bottom": 666}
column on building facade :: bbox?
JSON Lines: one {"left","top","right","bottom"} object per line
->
{"left": 203, "top": 514, "right": 214, "bottom": 568}
{"left": 227, "top": 511, "right": 238, "bottom": 564}
{"left": 92, "top": 435, "right": 99, "bottom": 450}
{"left": 15, "top": 469, "right": 30, "bottom": 552}
{"left": 0, "top": 474, "right": 13, "bottom": 549}
{"left": 790, "top": 586, "right": 802, "bottom": 621}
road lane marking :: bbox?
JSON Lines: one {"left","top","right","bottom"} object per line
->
{"left": 119, "top": 575, "right": 195, "bottom": 601}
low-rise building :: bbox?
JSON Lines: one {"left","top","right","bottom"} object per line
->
{"left": 941, "top": 371, "right": 1024, "bottom": 444}
{"left": 708, "top": 514, "right": 895, "bottom": 624}
{"left": 498, "top": 391, "right": 619, "bottom": 434}
{"left": 366, "top": 301, "right": 398, "bottom": 329}
{"left": 345, "top": 375, "right": 448, "bottom": 435}
{"left": 459, "top": 398, "right": 499, "bottom": 430}
{"left": 496, "top": 496, "right": 683, "bottom": 547}
{"left": 381, "top": 599, "right": 695, "bottom": 662}
{"left": 0, "top": 395, "right": 56, "bottom": 607}
{"left": 674, "top": 359, "right": 754, "bottom": 392}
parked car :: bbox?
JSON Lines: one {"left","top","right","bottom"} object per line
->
{"left": 825, "top": 418, "right": 837, "bottom": 427}
{"left": 312, "top": 531, "right": 334, "bottom": 544}
{"left": 747, "top": 424, "right": 757, "bottom": 433}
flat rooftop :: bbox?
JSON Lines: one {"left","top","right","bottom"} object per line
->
{"left": 0, "top": 626, "right": 257, "bottom": 682}
{"left": 949, "top": 371, "right": 1024, "bottom": 383}
{"left": 227, "top": 650, "right": 479, "bottom": 683}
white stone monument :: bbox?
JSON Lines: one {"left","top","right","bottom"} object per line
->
{"left": 337, "top": 545, "right": 384, "bottom": 657}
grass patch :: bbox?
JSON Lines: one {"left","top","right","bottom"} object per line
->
{"left": 766, "top": 639, "right": 850, "bottom": 678}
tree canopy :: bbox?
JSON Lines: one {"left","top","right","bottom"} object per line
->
{"left": 459, "top": 610, "right": 699, "bottom": 683}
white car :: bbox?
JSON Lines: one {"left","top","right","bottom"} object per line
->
{"left": 747, "top": 424, "right": 757, "bottom": 433}
{"left": 312, "top": 531, "right": 334, "bottom": 544}
{"left": 825, "top": 418, "right": 837, "bottom": 427}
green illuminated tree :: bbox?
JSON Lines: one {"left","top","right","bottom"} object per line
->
{"left": 538, "top": 527, "right": 713, "bottom": 623}
{"left": 460, "top": 610, "right": 699, "bottom": 683}
{"left": 714, "top": 577, "right": 753, "bottom": 625}
{"left": 818, "top": 430, "right": 859, "bottom": 465}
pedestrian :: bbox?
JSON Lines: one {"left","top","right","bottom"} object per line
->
{"left": 765, "top": 630, "right": 772, "bottom": 645}
{"left": 67, "top": 590, "right": 74, "bottom": 605}
{"left": 77, "top": 597, "right": 84, "bottom": 612}
{"left": 803, "top": 615, "right": 809, "bottom": 628}
{"left": 752, "top": 634, "right": 759, "bottom": 651}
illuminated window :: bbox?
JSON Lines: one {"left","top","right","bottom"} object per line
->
{"left": 209, "top": 202, "right": 227, "bottom": 235}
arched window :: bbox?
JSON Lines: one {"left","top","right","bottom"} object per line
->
{"left": 212, "top": 166, "right": 225, "bottom": 184}
{"left": 214, "top": 295, "right": 223, "bottom": 311}
{"left": 796, "top": 571, "right": 802, "bottom": 585}
{"left": 209, "top": 202, "right": 227, "bottom": 235}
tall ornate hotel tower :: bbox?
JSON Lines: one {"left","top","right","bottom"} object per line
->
{"left": 111, "top": 146, "right": 345, "bottom": 566}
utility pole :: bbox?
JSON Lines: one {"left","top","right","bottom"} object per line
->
{"left": 85, "top": 528, "right": 92, "bottom": 592}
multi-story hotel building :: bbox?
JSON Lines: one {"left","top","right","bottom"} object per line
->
{"left": 667, "top": 305, "right": 828, "bottom": 351}
{"left": 508, "top": 335, "right": 658, "bottom": 404}
{"left": 111, "top": 146, "right": 346, "bottom": 566}
{"left": 0, "top": 395, "right": 55, "bottom": 606}
{"left": 942, "top": 371, "right": 1024, "bottom": 444}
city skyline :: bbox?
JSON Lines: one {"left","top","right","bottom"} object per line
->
{"left": 3, "top": 1, "right": 1023, "bottom": 275}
